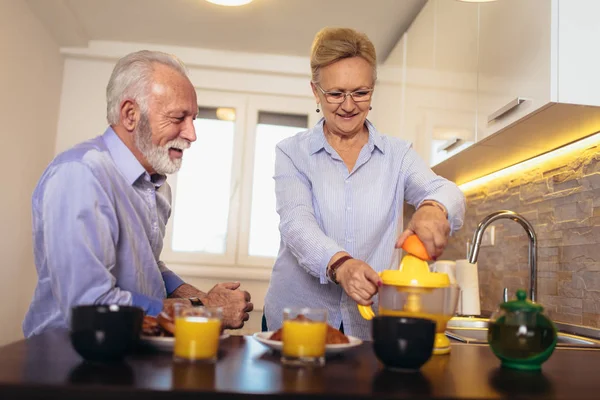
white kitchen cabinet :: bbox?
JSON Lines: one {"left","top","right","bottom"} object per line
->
{"left": 402, "top": 0, "right": 434, "bottom": 160}
{"left": 402, "top": 0, "right": 478, "bottom": 166}
{"left": 477, "top": 0, "right": 600, "bottom": 140}
{"left": 477, "top": 0, "right": 552, "bottom": 140}
{"left": 431, "top": 0, "right": 600, "bottom": 185}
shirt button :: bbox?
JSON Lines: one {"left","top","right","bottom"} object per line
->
{"left": 345, "top": 180, "right": 349, "bottom": 184}
{"left": 346, "top": 206, "right": 351, "bottom": 211}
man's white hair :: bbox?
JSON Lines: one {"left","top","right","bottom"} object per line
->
{"left": 106, "top": 50, "right": 189, "bottom": 125}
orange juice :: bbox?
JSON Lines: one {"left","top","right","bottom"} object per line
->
{"left": 174, "top": 317, "right": 221, "bottom": 361}
{"left": 282, "top": 320, "right": 327, "bottom": 357}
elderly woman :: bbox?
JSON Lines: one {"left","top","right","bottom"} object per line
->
{"left": 263, "top": 27, "right": 465, "bottom": 340}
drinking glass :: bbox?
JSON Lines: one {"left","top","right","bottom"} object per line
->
{"left": 173, "top": 304, "right": 223, "bottom": 363}
{"left": 281, "top": 307, "right": 327, "bottom": 367}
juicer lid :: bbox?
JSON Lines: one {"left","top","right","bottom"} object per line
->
{"left": 381, "top": 254, "right": 450, "bottom": 288}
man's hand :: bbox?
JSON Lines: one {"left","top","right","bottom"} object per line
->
{"left": 395, "top": 202, "right": 450, "bottom": 260}
{"left": 335, "top": 259, "right": 381, "bottom": 306}
{"left": 201, "top": 282, "right": 253, "bottom": 329}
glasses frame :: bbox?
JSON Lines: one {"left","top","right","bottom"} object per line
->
{"left": 314, "top": 83, "right": 374, "bottom": 104}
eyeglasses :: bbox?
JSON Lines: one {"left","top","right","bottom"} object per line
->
{"left": 315, "top": 83, "right": 374, "bottom": 104}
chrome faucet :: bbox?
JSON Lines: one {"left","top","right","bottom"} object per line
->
{"left": 468, "top": 210, "right": 538, "bottom": 303}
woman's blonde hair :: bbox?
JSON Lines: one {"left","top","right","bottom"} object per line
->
{"left": 310, "top": 27, "right": 377, "bottom": 84}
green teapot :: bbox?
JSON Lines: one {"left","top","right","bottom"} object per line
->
{"left": 487, "top": 289, "right": 557, "bottom": 370}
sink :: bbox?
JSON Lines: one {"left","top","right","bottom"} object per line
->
{"left": 446, "top": 317, "right": 600, "bottom": 349}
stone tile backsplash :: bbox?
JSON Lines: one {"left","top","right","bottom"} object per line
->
{"left": 435, "top": 143, "right": 600, "bottom": 327}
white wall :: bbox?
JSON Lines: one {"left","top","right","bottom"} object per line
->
{"left": 56, "top": 40, "right": 409, "bottom": 152}
{"left": 55, "top": 41, "right": 316, "bottom": 153}
{"left": 0, "top": 0, "right": 63, "bottom": 345}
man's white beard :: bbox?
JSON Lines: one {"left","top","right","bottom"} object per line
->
{"left": 135, "top": 114, "right": 190, "bottom": 175}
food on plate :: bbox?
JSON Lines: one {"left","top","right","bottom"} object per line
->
{"left": 142, "top": 315, "right": 172, "bottom": 337}
{"left": 142, "top": 303, "right": 177, "bottom": 337}
{"left": 269, "top": 315, "right": 350, "bottom": 344}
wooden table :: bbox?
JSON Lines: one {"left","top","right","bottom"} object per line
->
{"left": 0, "top": 329, "right": 598, "bottom": 399}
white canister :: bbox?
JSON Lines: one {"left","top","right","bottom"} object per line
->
{"left": 455, "top": 259, "right": 481, "bottom": 316}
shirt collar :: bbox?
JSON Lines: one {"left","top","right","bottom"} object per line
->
{"left": 102, "top": 127, "right": 166, "bottom": 187}
{"left": 308, "top": 118, "right": 327, "bottom": 155}
{"left": 309, "top": 118, "right": 385, "bottom": 155}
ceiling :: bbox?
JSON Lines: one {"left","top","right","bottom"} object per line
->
{"left": 26, "top": 0, "right": 426, "bottom": 62}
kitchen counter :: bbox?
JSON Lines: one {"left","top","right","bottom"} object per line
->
{"left": 0, "top": 329, "right": 598, "bottom": 399}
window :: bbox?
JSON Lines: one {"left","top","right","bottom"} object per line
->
{"left": 248, "top": 112, "right": 309, "bottom": 258}
{"left": 171, "top": 107, "right": 235, "bottom": 254}
{"left": 163, "top": 91, "right": 317, "bottom": 270}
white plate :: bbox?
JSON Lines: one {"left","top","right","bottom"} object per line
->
{"left": 252, "top": 331, "right": 363, "bottom": 355}
{"left": 141, "top": 333, "right": 230, "bottom": 352}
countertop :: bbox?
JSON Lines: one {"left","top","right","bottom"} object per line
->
{"left": 0, "top": 329, "right": 599, "bottom": 399}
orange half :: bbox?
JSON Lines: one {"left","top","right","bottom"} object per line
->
{"left": 401, "top": 234, "right": 431, "bottom": 261}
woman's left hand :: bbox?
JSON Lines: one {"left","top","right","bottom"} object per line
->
{"left": 395, "top": 203, "right": 450, "bottom": 260}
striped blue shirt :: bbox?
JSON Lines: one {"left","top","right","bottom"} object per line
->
{"left": 264, "top": 119, "right": 465, "bottom": 340}
{"left": 23, "top": 127, "right": 185, "bottom": 337}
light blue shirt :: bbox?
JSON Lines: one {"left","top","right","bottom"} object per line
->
{"left": 264, "top": 119, "right": 465, "bottom": 340}
{"left": 23, "top": 127, "right": 185, "bottom": 337}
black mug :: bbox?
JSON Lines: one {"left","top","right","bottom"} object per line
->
{"left": 70, "top": 305, "right": 144, "bottom": 363}
{"left": 372, "top": 315, "right": 436, "bottom": 371}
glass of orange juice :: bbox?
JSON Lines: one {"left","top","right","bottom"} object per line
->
{"left": 173, "top": 304, "right": 223, "bottom": 363}
{"left": 281, "top": 307, "right": 327, "bottom": 367}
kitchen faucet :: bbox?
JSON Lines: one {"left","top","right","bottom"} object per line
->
{"left": 468, "top": 210, "right": 538, "bottom": 303}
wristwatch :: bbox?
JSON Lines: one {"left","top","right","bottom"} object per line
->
{"left": 189, "top": 297, "right": 204, "bottom": 307}
{"left": 327, "top": 255, "right": 353, "bottom": 284}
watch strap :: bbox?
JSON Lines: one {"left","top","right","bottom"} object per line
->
{"left": 327, "top": 255, "right": 353, "bottom": 284}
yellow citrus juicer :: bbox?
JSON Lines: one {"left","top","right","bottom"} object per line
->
{"left": 358, "top": 254, "right": 459, "bottom": 355}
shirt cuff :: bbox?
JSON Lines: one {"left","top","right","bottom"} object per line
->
{"left": 131, "top": 292, "right": 163, "bottom": 316}
{"left": 162, "top": 271, "right": 185, "bottom": 295}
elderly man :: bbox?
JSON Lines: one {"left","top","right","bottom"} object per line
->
{"left": 23, "top": 50, "right": 253, "bottom": 337}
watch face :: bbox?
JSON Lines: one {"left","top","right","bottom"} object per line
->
{"left": 189, "top": 297, "right": 203, "bottom": 307}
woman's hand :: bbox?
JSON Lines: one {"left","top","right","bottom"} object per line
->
{"left": 336, "top": 259, "right": 381, "bottom": 306}
{"left": 395, "top": 202, "right": 450, "bottom": 260}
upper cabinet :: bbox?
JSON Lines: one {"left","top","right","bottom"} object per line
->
{"left": 477, "top": 0, "right": 552, "bottom": 139}
{"left": 398, "top": 0, "right": 600, "bottom": 182}
{"left": 402, "top": 0, "right": 478, "bottom": 166}
{"left": 478, "top": 0, "right": 600, "bottom": 141}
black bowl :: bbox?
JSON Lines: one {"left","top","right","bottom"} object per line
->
{"left": 372, "top": 316, "right": 436, "bottom": 371}
{"left": 70, "top": 305, "right": 144, "bottom": 363}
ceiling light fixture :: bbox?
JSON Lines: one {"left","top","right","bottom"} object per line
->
{"left": 205, "top": 0, "right": 253, "bottom": 6}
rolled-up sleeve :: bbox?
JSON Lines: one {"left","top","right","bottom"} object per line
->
{"left": 39, "top": 162, "right": 158, "bottom": 319}
{"left": 401, "top": 146, "right": 466, "bottom": 232}
{"left": 158, "top": 261, "right": 185, "bottom": 295}
{"left": 274, "top": 146, "right": 345, "bottom": 284}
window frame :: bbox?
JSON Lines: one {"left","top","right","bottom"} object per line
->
{"left": 162, "top": 89, "right": 247, "bottom": 266}
{"left": 162, "top": 89, "right": 318, "bottom": 270}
